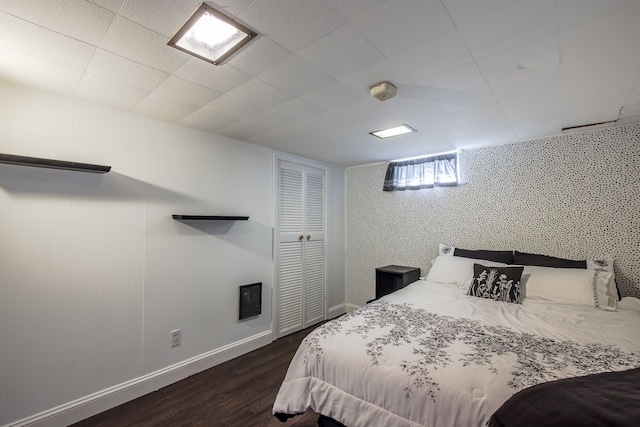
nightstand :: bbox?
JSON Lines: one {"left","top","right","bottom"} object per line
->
{"left": 375, "top": 265, "right": 421, "bottom": 299}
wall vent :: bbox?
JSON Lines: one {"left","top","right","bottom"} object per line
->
{"left": 239, "top": 282, "right": 262, "bottom": 320}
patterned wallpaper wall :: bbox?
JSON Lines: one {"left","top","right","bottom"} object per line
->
{"left": 346, "top": 123, "right": 640, "bottom": 306}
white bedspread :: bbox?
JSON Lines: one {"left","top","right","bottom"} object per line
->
{"left": 273, "top": 280, "right": 640, "bottom": 427}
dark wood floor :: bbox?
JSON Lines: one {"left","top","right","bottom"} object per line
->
{"left": 72, "top": 326, "right": 320, "bottom": 427}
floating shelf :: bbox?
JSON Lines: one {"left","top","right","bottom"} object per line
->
{"left": 0, "top": 153, "right": 111, "bottom": 174}
{"left": 172, "top": 215, "right": 249, "bottom": 221}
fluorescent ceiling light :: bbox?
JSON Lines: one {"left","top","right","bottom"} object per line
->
{"left": 168, "top": 4, "right": 256, "bottom": 65}
{"left": 370, "top": 124, "right": 416, "bottom": 139}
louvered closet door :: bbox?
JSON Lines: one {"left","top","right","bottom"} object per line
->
{"left": 304, "top": 167, "right": 325, "bottom": 326}
{"left": 276, "top": 161, "right": 325, "bottom": 338}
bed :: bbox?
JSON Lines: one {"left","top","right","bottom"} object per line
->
{"left": 272, "top": 247, "right": 640, "bottom": 426}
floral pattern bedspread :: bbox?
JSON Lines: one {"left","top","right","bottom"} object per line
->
{"left": 273, "top": 281, "right": 640, "bottom": 427}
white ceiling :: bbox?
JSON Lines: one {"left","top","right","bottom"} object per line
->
{"left": 1, "top": 0, "right": 639, "bottom": 167}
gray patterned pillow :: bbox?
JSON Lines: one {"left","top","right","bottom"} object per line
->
{"left": 468, "top": 264, "right": 524, "bottom": 304}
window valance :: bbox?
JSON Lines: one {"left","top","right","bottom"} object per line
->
{"left": 383, "top": 152, "right": 458, "bottom": 191}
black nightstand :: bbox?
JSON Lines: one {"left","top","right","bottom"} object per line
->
{"left": 375, "top": 265, "right": 421, "bottom": 300}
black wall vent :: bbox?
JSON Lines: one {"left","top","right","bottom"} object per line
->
{"left": 239, "top": 282, "right": 262, "bottom": 320}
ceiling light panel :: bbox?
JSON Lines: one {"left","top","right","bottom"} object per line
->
{"left": 370, "top": 124, "right": 416, "bottom": 139}
{"left": 168, "top": 4, "right": 256, "bottom": 66}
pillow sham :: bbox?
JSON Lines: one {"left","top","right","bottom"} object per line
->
{"left": 513, "top": 251, "right": 587, "bottom": 269}
{"left": 438, "top": 243, "right": 456, "bottom": 256}
{"left": 439, "top": 243, "right": 514, "bottom": 264}
{"left": 468, "top": 263, "right": 524, "bottom": 304}
{"left": 523, "top": 265, "right": 616, "bottom": 311}
{"left": 587, "top": 258, "right": 620, "bottom": 301}
{"left": 426, "top": 255, "right": 509, "bottom": 286}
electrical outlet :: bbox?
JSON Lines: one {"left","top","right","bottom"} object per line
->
{"left": 170, "top": 329, "right": 181, "bottom": 348}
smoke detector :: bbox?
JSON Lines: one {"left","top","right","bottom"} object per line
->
{"left": 370, "top": 82, "right": 397, "bottom": 101}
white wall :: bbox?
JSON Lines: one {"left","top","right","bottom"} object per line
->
{"left": 346, "top": 123, "right": 640, "bottom": 306}
{"left": 0, "top": 83, "right": 345, "bottom": 426}
{"left": 326, "top": 165, "right": 346, "bottom": 315}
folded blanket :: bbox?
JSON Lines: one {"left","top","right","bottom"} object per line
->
{"left": 488, "top": 368, "right": 640, "bottom": 427}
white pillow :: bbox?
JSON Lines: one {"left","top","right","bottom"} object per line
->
{"left": 426, "top": 255, "right": 509, "bottom": 286}
{"left": 586, "top": 258, "right": 619, "bottom": 301}
{"left": 523, "top": 265, "right": 616, "bottom": 311}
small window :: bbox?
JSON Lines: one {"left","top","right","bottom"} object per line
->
{"left": 383, "top": 152, "right": 458, "bottom": 191}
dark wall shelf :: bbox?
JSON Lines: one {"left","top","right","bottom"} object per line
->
{"left": 0, "top": 153, "right": 111, "bottom": 174}
{"left": 172, "top": 215, "right": 249, "bottom": 221}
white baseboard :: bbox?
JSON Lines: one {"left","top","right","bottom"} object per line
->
{"left": 328, "top": 303, "right": 346, "bottom": 319}
{"left": 6, "top": 331, "right": 273, "bottom": 427}
{"left": 345, "top": 303, "right": 361, "bottom": 313}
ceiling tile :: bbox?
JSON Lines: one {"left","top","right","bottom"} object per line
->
{"left": 458, "top": 0, "right": 558, "bottom": 59}
{"left": 300, "top": 81, "right": 363, "bottom": 110}
{"left": 0, "top": 46, "right": 83, "bottom": 97}
{"left": 75, "top": 73, "right": 150, "bottom": 111}
{"left": 0, "top": 11, "right": 96, "bottom": 69}
{"left": 491, "top": 66, "right": 560, "bottom": 102}
{"left": 242, "top": 110, "right": 290, "bottom": 129}
{"left": 216, "top": 119, "right": 274, "bottom": 140}
{"left": 558, "top": 0, "right": 640, "bottom": 30}
{"left": 226, "top": 78, "right": 294, "bottom": 108}
{"left": 268, "top": 98, "right": 326, "bottom": 120}
{"left": 407, "top": 130, "right": 459, "bottom": 150}
{"left": 561, "top": 104, "right": 621, "bottom": 130}
{"left": 202, "top": 95, "right": 262, "bottom": 119}
{"left": 174, "top": 60, "right": 252, "bottom": 93}
{"left": 617, "top": 99, "right": 640, "bottom": 124}
{"left": 154, "top": 76, "right": 221, "bottom": 107}
{"left": 325, "top": 98, "right": 391, "bottom": 124}
{"left": 246, "top": 122, "right": 319, "bottom": 148}
{"left": 441, "top": 0, "right": 519, "bottom": 26}
{"left": 133, "top": 93, "right": 199, "bottom": 121}
{"left": 559, "top": 5, "right": 640, "bottom": 63}
{"left": 87, "top": 49, "right": 169, "bottom": 92}
{"left": 415, "top": 62, "right": 487, "bottom": 100}
{"left": 208, "top": 0, "right": 268, "bottom": 19}
{"left": 298, "top": 24, "right": 384, "bottom": 77}
{"left": 390, "top": 29, "right": 473, "bottom": 81}
{"left": 375, "top": 101, "right": 447, "bottom": 125}
{"left": 238, "top": 0, "right": 346, "bottom": 52}
{"left": 448, "top": 101, "right": 506, "bottom": 125}
{"left": 410, "top": 113, "right": 461, "bottom": 134}
{"left": 460, "top": 115, "right": 516, "bottom": 140}
{"left": 465, "top": 128, "right": 520, "bottom": 148}
{"left": 304, "top": 109, "right": 377, "bottom": 133}
{"left": 180, "top": 109, "right": 239, "bottom": 133}
{"left": 501, "top": 89, "right": 561, "bottom": 123}
{"left": 510, "top": 115, "right": 562, "bottom": 141}
{"left": 118, "top": 0, "right": 201, "bottom": 37}
{"left": 299, "top": 111, "right": 356, "bottom": 132}
{"left": 476, "top": 34, "right": 559, "bottom": 83}
{"left": 561, "top": 45, "right": 640, "bottom": 96}
{"left": 351, "top": 0, "right": 454, "bottom": 56}
{"left": 226, "top": 37, "right": 293, "bottom": 76}
{"left": 434, "top": 84, "right": 497, "bottom": 113}
{"left": 560, "top": 46, "right": 640, "bottom": 127}
{"left": 258, "top": 56, "right": 333, "bottom": 96}
{"left": 323, "top": 121, "right": 373, "bottom": 140}
{"left": 0, "top": 0, "right": 115, "bottom": 45}
{"left": 321, "top": 0, "right": 385, "bottom": 20}
{"left": 100, "top": 15, "right": 188, "bottom": 73}
{"left": 87, "top": 0, "right": 124, "bottom": 12}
